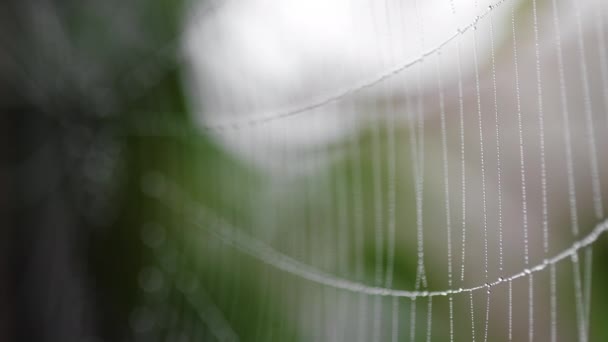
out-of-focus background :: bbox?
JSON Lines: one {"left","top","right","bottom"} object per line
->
{"left": 2, "top": 0, "right": 608, "bottom": 341}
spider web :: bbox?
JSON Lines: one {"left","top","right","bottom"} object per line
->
{"left": 134, "top": 0, "right": 608, "bottom": 341}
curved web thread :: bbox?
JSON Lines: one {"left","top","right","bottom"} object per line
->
{"left": 197, "top": 0, "right": 510, "bottom": 131}
{"left": 145, "top": 173, "right": 608, "bottom": 301}
{"left": 136, "top": 0, "right": 608, "bottom": 341}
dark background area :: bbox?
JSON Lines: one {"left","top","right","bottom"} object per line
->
{"left": 1, "top": 1, "right": 187, "bottom": 340}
